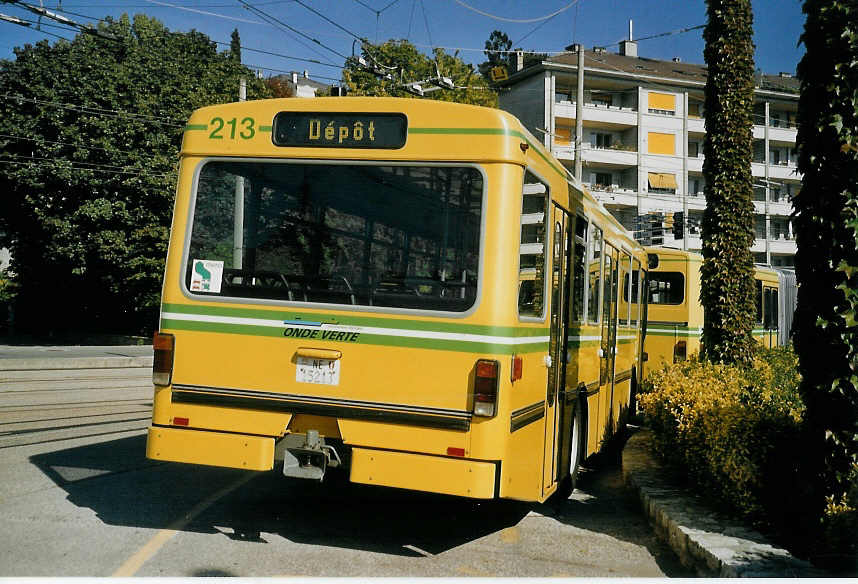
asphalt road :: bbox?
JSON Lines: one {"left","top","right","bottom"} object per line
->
{"left": 0, "top": 363, "right": 692, "bottom": 577}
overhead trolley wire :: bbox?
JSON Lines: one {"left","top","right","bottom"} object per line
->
{"left": 454, "top": 0, "right": 581, "bottom": 24}
{"left": 2, "top": 94, "right": 186, "bottom": 127}
{"left": 144, "top": 0, "right": 264, "bottom": 25}
{"left": 237, "top": 0, "right": 349, "bottom": 61}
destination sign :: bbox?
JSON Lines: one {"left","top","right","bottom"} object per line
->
{"left": 272, "top": 112, "right": 407, "bottom": 149}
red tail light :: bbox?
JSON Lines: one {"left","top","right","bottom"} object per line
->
{"left": 153, "top": 332, "right": 175, "bottom": 386}
{"left": 474, "top": 359, "right": 499, "bottom": 417}
{"left": 511, "top": 355, "right": 523, "bottom": 382}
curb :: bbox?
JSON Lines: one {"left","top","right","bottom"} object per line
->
{"left": 0, "top": 356, "right": 153, "bottom": 371}
{"left": 622, "top": 428, "right": 825, "bottom": 577}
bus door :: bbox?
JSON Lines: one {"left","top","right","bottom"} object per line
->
{"left": 544, "top": 204, "right": 572, "bottom": 496}
{"left": 599, "top": 244, "right": 619, "bottom": 430}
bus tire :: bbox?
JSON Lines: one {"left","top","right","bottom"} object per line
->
{"left": 555, "top": 399, "right": 585, "bottom": 500}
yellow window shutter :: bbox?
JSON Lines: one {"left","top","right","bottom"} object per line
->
{"left": 648, "top": 92, "right": 676, "bottom": 112}
{"left": 648, "top": 173, "right": 678, "bottom": 189}
{"left": 648, "top": 132, "right": 675, "bottom": 155}
{"left": 553, "top": 127, "right": 572, "bottom": 144}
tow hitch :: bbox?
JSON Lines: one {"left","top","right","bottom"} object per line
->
{"left": 277, "top": 430, "right": 341, "bottom": 481}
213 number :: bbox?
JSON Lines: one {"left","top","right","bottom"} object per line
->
{"left": 209, "top": 117, "right": 255, "bottom": 140}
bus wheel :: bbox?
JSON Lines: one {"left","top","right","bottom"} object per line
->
{"left": 555, "top": 401, "right": 584, "bottom": 500}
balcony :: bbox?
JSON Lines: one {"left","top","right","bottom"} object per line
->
{"left": 687, "top": 117, "right": 706, "bottom": 134}
{"left": 586, "top": 184, "right": 638, "bottom": 207}
{"left": 582, "top": 144, "right": 637, "bottom": 167}
{"left": 554, "top": 101, "right": 638, "bottom": 129}
{"left": 754, "top": 124, "right": 797, "bottom": 144}
{"left": 687, "top": 156, "right": 704, "bottom": 173}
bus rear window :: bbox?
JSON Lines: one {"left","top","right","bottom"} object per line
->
{"left": 185, "top": 161, "right": 483, "bottom": 312}
{"left": 648, "top": 272, "right": 685, "bottom": 305}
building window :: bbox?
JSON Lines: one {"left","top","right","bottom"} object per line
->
{"left": 594, "top": 172, "right": 612, "bottom": 190}
{"left": 591, "top": 93, "right": 612, "bottom": 107}
{"left": 594, "top": 133, "right": 612, "bottom": 148}
{"left": 647, "top": 172, "right": 677, "bottom": 194}
{"left": 691, "top": 178, "right": 703, "bottom": 196}
{"left": 688, "top": 141, "right": 699, "bottom": 158}
{"left": 770, "top": 149, "right": 781, "bottom": 165}
{"left": 648, "top": 132, "right": 675, "bottom": 155}
{"left": 688, "top": 102, "right": 702, "bottom": 118}
{"left": 647, "top": 91, "right": 676, "bottom": 115}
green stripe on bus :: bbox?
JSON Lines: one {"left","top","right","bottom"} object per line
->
{"left": 185, "top": 124, "right": 208, "bottom": 131}
{"left": 161, "top": 302, "right": 549, "bottom": 337}
{"left": 259, "top": 125, "right": 272, "bottom": 132}
{"left": 160, "top": 318, "right": 548, "bottom": 354}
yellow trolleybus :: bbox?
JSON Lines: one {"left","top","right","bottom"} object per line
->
{"left": 643, "top": 247, "right": 796, "bottom": 371}
{"left": 146, "top": 97, "right": 648, "bottom": 502}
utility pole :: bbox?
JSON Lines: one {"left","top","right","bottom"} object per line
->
{"left": 574, "top": 44, "right": 584, "bottom": 181}
{"left": 233, "top": 78, "right": 247, "bottom": 270}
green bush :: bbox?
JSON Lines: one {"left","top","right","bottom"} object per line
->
{"left": 640, "top": 345, "right": 858, "bottom": 568}
{"left": 639, "top": 346, "right": 805, "bottom": 520}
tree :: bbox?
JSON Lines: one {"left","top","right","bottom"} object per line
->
{"left": 793, "top": 0, "right": 858, "bottom": 534}
{"left": 230, "top": 28, "right": 241, "bottom": 62}
{"left": 0, "top": 14, "right": 269, "bottom": 337}
{"left": 699, "top": 0, "right": 757, "bottom": 366}
{"left": 478, "top": 31, "right": 547, "bottom": 81}
{"left": 343, "top": 40, "right": 497, "bottom": 107}
{"left": 478, "top": 30, "right": 512, "bottom": 79}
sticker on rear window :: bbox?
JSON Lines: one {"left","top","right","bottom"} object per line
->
{"left": 190, "top": 259, "right": 224, "bottom": 293}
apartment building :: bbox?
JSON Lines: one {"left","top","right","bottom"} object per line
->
{"left": 498, "top": 41, "right": 800, "bottom": 267}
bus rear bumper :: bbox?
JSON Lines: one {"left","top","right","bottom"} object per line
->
{"left": 146, "top": 425, "right": 275, "bottom": 471}
{"left": 349, "top": 447, "right": 497, "bottom": 499}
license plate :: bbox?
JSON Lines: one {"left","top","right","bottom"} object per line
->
{"left": 296, "top": 357, "right": 340, "bottom": 385}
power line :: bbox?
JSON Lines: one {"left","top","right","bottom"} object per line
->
{"left": 454, "top": 0, "right": 581, "bottom": 24}
{"left": 2, "top": 94, "right": 186, "bottom": 127}
{"left": 144, "top": 0, "right": 264, "bottom": 25}
{"left": 0, "top": 132, "right": 166, "bottom": 156}
{"left": 237, "top": 0, "right": 350, "bottom": 61}
{"left": 212, "top": 40, "right": 343, "bottom": 69}
{"left": 418, "top": 0, "right": 432, "bottom": 49}
{"left": 1, "top": 0, "right": 117, "bottom": 39}
{"left": 292, "top": 0, "right": 367, "bottom": 44}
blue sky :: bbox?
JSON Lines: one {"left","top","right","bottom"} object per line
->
{"left": 0, "top": 1, "right": 806, "bottom": 85}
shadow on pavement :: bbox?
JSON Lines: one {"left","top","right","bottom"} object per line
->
{"left": 29, "top": 431, "right": 690, "bottom": 573}
{"left": 29, "top": 434, "right": 529, "bottom": 557}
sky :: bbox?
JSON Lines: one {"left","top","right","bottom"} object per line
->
{"left": 0, "top": 1, "right": 807, "bottom": 86}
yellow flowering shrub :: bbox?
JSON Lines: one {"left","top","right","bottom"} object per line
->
{"left": 639, "top": 346, "right": 804, "bottom": 520}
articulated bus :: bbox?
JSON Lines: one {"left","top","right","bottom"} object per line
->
{"left": 644, "top": 247, "right": 797, "bottom": 371}
{"left": 146, "top": 97, "right": 648, "bottom": 502}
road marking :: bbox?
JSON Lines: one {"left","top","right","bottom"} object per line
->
{"left": 112, "top": 472, "right": 257, "bottom": 576}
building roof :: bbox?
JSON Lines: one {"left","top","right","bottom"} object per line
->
{"left": 509, "top": 49, "right": 799, "bottom": 96}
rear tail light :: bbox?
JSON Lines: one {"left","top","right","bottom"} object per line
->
{"left": 511, "top": 355, "right": 523, "bottom": 382}
{"left": 673, "top": 341, "right": 687, "bottom": 363}
{"left": 473, "top": 359, "right": 499, "bottom": 418}
{"left": 153, "top": 332, "right": 175, "bottom": 386}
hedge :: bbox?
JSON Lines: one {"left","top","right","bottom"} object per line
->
{"left": 639, "top": 346, "right": 857, "bottom": 569}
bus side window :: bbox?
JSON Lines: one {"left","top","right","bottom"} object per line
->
{"left": 587, "top": 226, "right": 603, "bottom": 323}
{"left": 570, "top": 215, "right": 588, "bottom": 322}
{"left": 518, "top": 172, "right": 548, "bottom": 318}
{"left": 628, "top": 258, "right": 641, "bottom": 326}
{"left": 621, "top": 252, "right": 632, "bottom": 326}
{"left": 764, "top": 287, "right": 778, "bottom": 329}
{"left": 756, "top": 280, "right": 764, "bottom": 324}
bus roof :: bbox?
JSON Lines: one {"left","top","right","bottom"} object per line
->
{"left": 182, "top": 96, "right": 634, "bottom": 248}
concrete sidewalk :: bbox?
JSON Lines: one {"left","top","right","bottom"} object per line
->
{"left": 0, "top": 344, "right": 153, "bottom": 370}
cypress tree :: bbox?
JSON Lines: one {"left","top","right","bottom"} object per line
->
{"left": 794, "top": 0, "right": 858, "bottom": 532}
{"left": 230, "top": 28, "right": 242, "bottom": 62}
{"left": 700, "top": 0, "right": 757, "bottom": 366}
